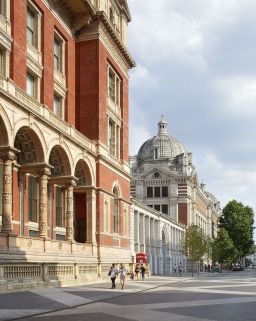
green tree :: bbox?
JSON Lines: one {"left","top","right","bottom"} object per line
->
{"left": 220, "top": 200, "right": 254, "bottom": 261}
{"left": 184, "top": 225, "right": 208, "bottom": 276}
{"left": 214, "top": 228, "right": 238, "bottom": 265}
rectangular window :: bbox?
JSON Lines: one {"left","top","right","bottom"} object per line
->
{"left": 54, "top": 37, "right": 61, "bottom": 71}
{"left": 56, "top": 186, "right": 64, "bottom": 227}
{"left": 162, "top": 204, "right": 168, "bottom": 215}
{"left": 54, "top": 95, "right": 62, "bottom": 118}
{"left": 26, "top": 73, "right": 35, "bottom": 97}
{"left": 56, "top": 234, "right": 65, "bottom": 241}
{"left": 108, "top": 118, "right": 120, "bottom": 158}
{"left": 154, "top": 186, "right": 160, "bottom": 198}
{"left": 0, "top": 163, "right": 3, "bottom": 216}
{"left": 147, "top": 187, "right": 153, "bottom": 198}
{"left": 29, "top": 230, "right": 39, "bottom": 237}
{"left": 162, "top": 186, "right": 168, "bottom": 197}
{"left": 154, "top": 148, "right": 158, "bottom": 159}
{"left": 108, "top": 118, "right": 115, "bottom": 155}
{"left": 27, "top": 8, "right": 35, "bottom": 46}
{"left": 154, "top": 205, "right": 160, "bottom": 212}
{"left": 109, "top": 68, "right": 115, "bottom": 101}
{"left": 28, "top": 176, "right": 37, "bottom": 222}
{"left": 108, "top": 66, "right": 121, "bottom": 106}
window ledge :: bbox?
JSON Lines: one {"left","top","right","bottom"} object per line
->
{"left": 54, "top": 69, "right": 66, "bottom": 90}
{"left": 27, "top": 43, "right": 42, "bottom": 68}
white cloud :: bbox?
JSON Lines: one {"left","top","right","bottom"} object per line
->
{"left": 128, "top": 0, "right": 256, "bottom": 226}
{"left": 216, "top": 76, "right": 256, "bottom": 116}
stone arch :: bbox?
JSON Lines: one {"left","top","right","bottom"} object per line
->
{"left": 49, "top": 145, "right": 71, "bottom": 176}
{"left": 0, "top": 115, "right": 9, "bottom": 147}
{"left": 73, "top": 154, "right": 95, "bottom": 186}
{"left": 14, "top": 118, "right": 47, "bottom": 154}
{"left": 74, "top": 159, "right": 93, "bottom": 186}
{"left": 14, "top": 126, "right": 45, "bottom": 164}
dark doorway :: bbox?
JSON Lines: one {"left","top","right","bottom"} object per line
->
{"left": 74, "top": 193, "right": 87, "bottom": 243}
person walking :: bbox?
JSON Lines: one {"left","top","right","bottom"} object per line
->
{"left": 135, "top": 264, "right": 140, "bottom": 280}
{"left": 178, "top": 264, "right": 182, "bottom": 277}
{"left": 119, "top": 263, "right": 128, "bottom": 290}
{"left": 109, "top": 263, "right": 119, "bottom": 289}
{"left": 140, "top": 264, "right": 146, "bottom": 280}
{"left": 173, "top": 264, "right": 177, "bottom": 276}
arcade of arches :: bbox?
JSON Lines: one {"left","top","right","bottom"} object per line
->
{"left": 0, "top": 121, "right": 97, "bottom": 245}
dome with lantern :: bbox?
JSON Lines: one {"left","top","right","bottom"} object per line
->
{"left": 137, "top": 117, "right": 188, "bottom": 163}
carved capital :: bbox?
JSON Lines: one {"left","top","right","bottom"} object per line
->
{"left": 1, "top": 151, "right": 16, "bottom": 162}
{"left": 38, "top": 168, "right": 51, "bottom": 177}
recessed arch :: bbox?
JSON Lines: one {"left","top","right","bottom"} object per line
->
{"left": 74, "top": 159, "right": 92, "bottom": 186}
{"left": 49, "top": 145, "right": 71, "bottom": 176}
{"left": 14, "top": 126, "right": 45, "bottom": 164}
{"left": 112, "top": 182, "right": 122, "bottom": 198}
{"left": 0, "top": 115, "right": 9, "bottom": 147}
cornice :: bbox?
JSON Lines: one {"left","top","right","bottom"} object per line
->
{"left": 95, "top": 11, "right": 135, "bottom": 69}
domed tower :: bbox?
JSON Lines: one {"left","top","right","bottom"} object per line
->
{"left": 130, "top": 117, "right": 196, "bottom": 226}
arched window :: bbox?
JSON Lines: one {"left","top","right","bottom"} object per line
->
{"left": 104, "top": 201, "right": 109, "bottom": 232}
{"left": 113, "top": 186, "right": 119, "bottom": 234}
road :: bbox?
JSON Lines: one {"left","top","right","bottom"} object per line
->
{"left": 1, "top": 270, "right": 256, "bottom": 321}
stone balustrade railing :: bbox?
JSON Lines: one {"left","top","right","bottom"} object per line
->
{"left": 0, "top": 262, "right": 99, "bottom": 291}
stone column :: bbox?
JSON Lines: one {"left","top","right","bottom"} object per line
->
{"left": 1, "top": 151, "right": 16, "bottom": 234}
{"left": 38, "top": 168, "right": 51, "bottom": 238}
{"left": 86, "top": 189, "right": 96, "bottom": 244}
{"left": 66, "top": 182, "right": 75, "bottom": 241}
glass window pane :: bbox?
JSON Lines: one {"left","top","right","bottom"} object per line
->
{"left": 27, "top": 9, "right": 34, "bottom": 45}
{"left": 162, "top": 205, "right": 168, "bottom": 215}
{"left": 109, "top": 69, "right": 115, "bottom": 100}
{"left": 147, "top": 187, "right": 153, "bottom": 198}
{"left": 54, "top": 39, "right": 60, "bottom": 70}
{"left": 54, "top": 95, "right": 61, "bottom": 117}
{"left": 154, "top": 205, "right": 160, "bottom": 212}
{"left": 56, "top": 187, "right": 63, "bottom": 227}
{"left": 28, "top": 176, "right": 37, "bottom": 222}
{"left": 27, "top": 9, "right": 34, "bottom": 30}
{"left": 155, "top": 186, "right": 160, "bottom": 197}
{"left": 26, "top": 73, "right": 34, "bottom": 97}
{"left": 162, "top": 186, "right": 168, "bottom": 197}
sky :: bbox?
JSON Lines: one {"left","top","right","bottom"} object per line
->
{"left": 128, "top": 0, "right": 256, "bottom": 219}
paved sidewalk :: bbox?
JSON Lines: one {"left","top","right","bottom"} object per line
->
{"left": 0, "top": 275, "right": 199, "bottom": 321}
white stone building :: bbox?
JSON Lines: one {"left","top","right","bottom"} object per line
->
{"left": 130, "top": 118, "right": 221, "bottom": 274}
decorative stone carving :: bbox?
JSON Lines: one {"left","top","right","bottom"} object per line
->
{"left": 1, "top": 152, "right": 15, "bottom": 234}
{"left": 38, "top": 169, "right": 50, "bottom": 238}
{"left": 66, "top": 182, "right": 75, "bottom": 241}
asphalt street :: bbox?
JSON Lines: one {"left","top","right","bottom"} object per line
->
{"left": 1, "top": 270, "right": 256, "bottom": 321}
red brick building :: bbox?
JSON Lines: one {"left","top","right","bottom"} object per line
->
{"left": 0, "top": 0, "right": 135, "bottom": 290}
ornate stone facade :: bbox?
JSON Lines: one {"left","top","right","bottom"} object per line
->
{"left": 130, "top": 118, "right": 221, "bottom": 273}
{"left": 0, "top": 0, "right": 135, "bottom": 291}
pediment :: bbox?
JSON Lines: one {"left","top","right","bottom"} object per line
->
{"left": 135, "top": 166, "right": 177, "bottom": 181}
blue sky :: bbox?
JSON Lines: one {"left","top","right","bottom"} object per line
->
{"left": 128, "top": 0, "right": 256, "bottom": 221}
